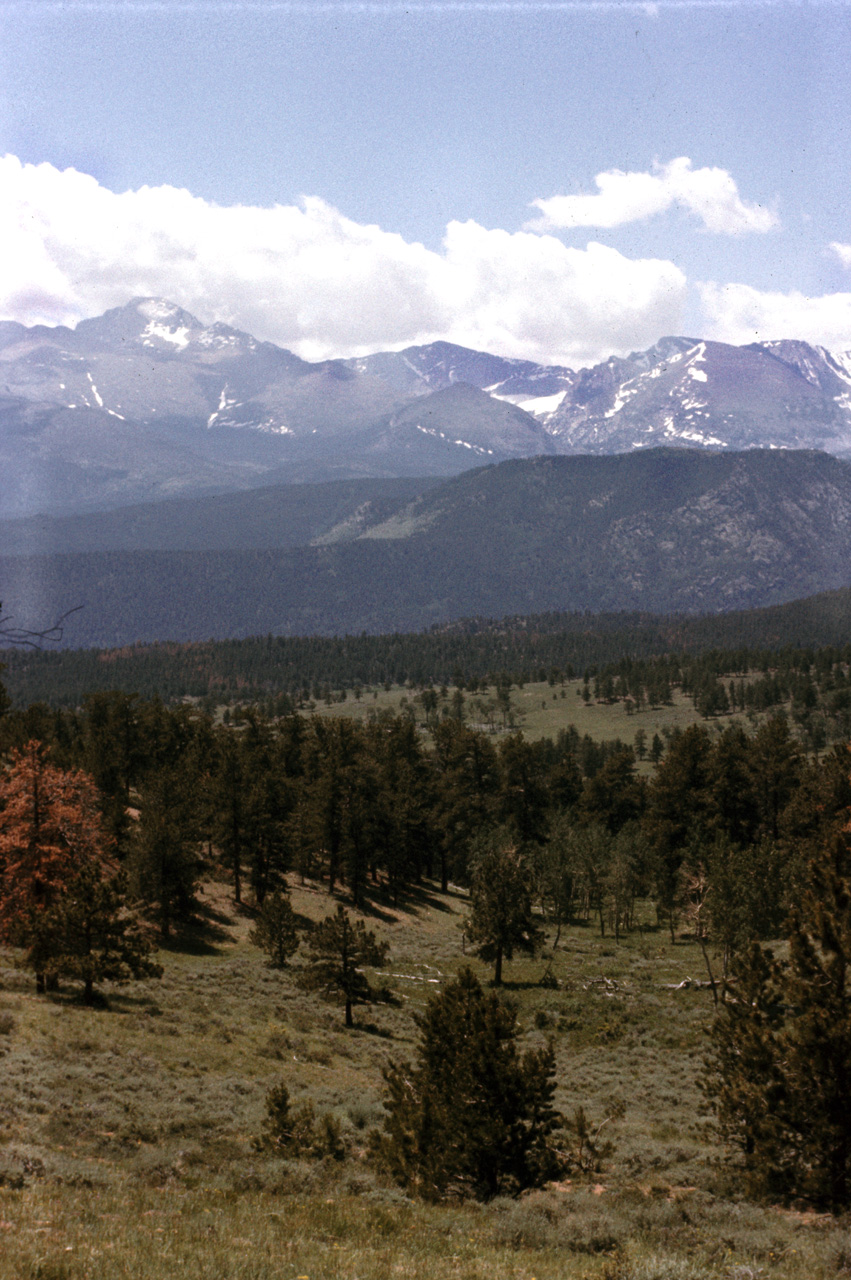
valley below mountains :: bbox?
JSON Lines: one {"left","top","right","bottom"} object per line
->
{"left": 4, "top": 448, "right": 851, "bottom": 648}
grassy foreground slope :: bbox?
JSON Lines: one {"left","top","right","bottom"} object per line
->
{"left": 1, "top": 877, "right": 850, "bottom": 1280}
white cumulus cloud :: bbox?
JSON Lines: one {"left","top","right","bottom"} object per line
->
{"left": 527, "top": 157, "right": 778, "bottom": 236}
{"left": 0, "top": 154, "right": 687, "bottom": 368}
{"left": 830, "top": 242, "right": 851, "bottom": 270}
{"left": 699, "top": 280, "right": 851, "bottom": 350}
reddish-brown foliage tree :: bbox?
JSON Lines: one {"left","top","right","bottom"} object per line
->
{"left": 0, "top": 740, "right": 111, "bottom": 992}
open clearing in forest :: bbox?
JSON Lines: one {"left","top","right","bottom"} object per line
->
{"left": 1, "top": 875, "right": 849, "bottom": 1280}
{"left": 302, "top": 676, "right": 767, "bottom": 755}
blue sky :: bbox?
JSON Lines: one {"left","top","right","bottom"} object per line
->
{"left": 1, "top": 0, "right": 850, "bottom": 366}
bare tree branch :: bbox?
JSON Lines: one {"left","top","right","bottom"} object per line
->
{"left": 0, "top": 602, "right": 85, "bottom": 650}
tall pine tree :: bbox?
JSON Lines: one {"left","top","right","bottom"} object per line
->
{"left": 300, "top": 906, "right": 388, "bottom": 1027}
{"left": 0, "top": 741, "right": 108, "bottom": 993}
{"left": 465, "top": 831, "right": 542, "bottom": 985}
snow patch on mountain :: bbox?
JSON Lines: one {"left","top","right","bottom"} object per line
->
{"left": 414, "top": 424, "right": 493, "bottom": 456}
{"left": 86, "top": 372, "right": 104, "bottom": 406}
{"left": 142, "top": 322, "right": 191, "bottom": 348}
{"left": 490, "top": 390, "right": 568, "bottom": 417}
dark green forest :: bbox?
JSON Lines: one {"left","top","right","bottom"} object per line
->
{"left": 1, "top": 672, "right": 846, "bottom": 961}
{"left": 4, "top": 584, "right": 851, "bottom": 709}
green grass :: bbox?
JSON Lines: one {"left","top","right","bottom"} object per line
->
{"left": 301, "top": 678, "right": 763, "bottom": 753}
{"left": 1, "top": 877, "right": 849, "bottom": 1280}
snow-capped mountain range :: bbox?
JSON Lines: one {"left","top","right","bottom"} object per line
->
{"left": 2, "top": 297, "right": 851, "bottom": 517}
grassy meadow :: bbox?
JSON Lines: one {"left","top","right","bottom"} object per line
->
{"left": 2, "top": 872, "right": 850, "bottom": 1280}
{"left": 300, "top": 678, "right": 761, "bottom": 757}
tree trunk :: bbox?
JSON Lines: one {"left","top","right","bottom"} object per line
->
{"left": 697, "top": 935, "right": 719, "bottom": 1007}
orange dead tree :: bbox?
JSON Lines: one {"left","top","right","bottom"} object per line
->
{"left": 0, "top": 740, "right": 109, "bottom": 992}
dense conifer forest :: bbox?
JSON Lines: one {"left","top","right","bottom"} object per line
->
{"left": 4, "top": 584, "right": 851, "bottom": 709}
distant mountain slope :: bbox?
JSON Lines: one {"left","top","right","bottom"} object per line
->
{"left": 4, "top": 299, "right": 851, "bottom": 518}
{"left": 5, "top": 448, "right": 851, "bottom": 648}
{"left": 346, "top": 340, "right": 577, "bottom": 405}
{"left": 0, "top": 300, "right": 543, "bottom": 517}
{"left": 347, "top": 334, "right": 851, "bottom": 456}
{"left": 544, "top": 339, "right": 851, "bottom": 454}
{"left": 0, "top": 476, "right": 441, "bottom": 555}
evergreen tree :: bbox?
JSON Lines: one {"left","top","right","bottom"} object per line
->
{"left": 0, "top": 741, "right": 108, "bottom": 993}
{"left": 293, "top": 720, "right": 356, "bottom": 895}
{"left": 465, "top": 832, "right": 542, "bottom": 985}
{"left": 372, "top": 967, "right": 565, "bottom": 1201}
{"left": 81, "top": 691, "right": 144, "bottom": 853}
{"left": 535, "top": 812, "right": 581, "bottom": 946}
{"left": 0, "top": 664, "right": 10, "bottom": 721}
{"left": 249, "top": 889, "right": 299, "bottom": 968}
{"left": 578, "top": 746, "right": 645, "bottom": 834}
{"left": 431, "top": 720, "right": 499, "bottom": 890}
{"left": 367, "top": 718, "right": 435, "bottom": 898}
{"left": 644, "top": 725, "right": 714, "bottom": 941}
{"left": 300, "top": 905, "right": 389, "bottom": 1027}
{"left": 128, "top": 763, "right": 202, "bottom": 939}
{"left": 32, "top": 864, "right": 162, "bottom": 1004}
{"left": 497, "top": 734, "right": 549, "bottom": 844}
{"left": 705, "top": 825, "right": 851, "bottom": 1208}
{"left": 254, "top": 1081, "right": 345, "bottom": 1160}
{"left": 240, "top": 714, "right": 293, "bottom": 906}
{"left": 212, "top": 729, "right": 249, "bottom": 904}
{"left": 748, "top": 715, "right": 801, "bottom": 842}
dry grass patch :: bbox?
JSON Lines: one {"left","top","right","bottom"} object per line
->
{"left": 1, "top": 883, "right": 850, "bottom": 1279}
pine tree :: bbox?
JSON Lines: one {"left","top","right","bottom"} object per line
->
{"left": 32, "top": 864, "right": 162, "bottom": 1004}
{"left": 254, "top": 1081, "right": 345, "bottom": 1161}
{"left": 249, "top": 889, "right": 299, "bottom": 968}
{"left": 0, "top": 741, "right": 108, "bottom": 993}
{"left": 81, "top": 691, "right": 144, "bottom": 853}
{"left": 129, "top": 763, "right": 201, "bottom": 939}
{"left": 372, "top": 967, "right": 565, "bottom": 1201}
{"left": 212, "top": 729, "right": 248, "bottom": 904}
{"left": 705, "top": 825, "right": 851, "bottom": 1208}
{"left": 300, "top": 905, "right": 388, "bottom": 1027}
{"left": 465, "top": 832, "right": 542, "bottom": 985}
{"left": 431, "top": 720, "right": 500, "bottom": 891}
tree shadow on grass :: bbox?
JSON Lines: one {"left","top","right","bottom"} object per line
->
{"left": 155, "top": 899, "right": 236, "bottom": 955}
{"left": 354, "top": 1020, "right": 394, "bottom": 1038}
{"left": 357, "top": 878, "right": 467, "bottom": 924}
{"left": 499, "top": 982, "right": 557, "bottom": 994}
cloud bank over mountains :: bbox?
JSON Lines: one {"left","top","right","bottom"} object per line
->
{"left": 0, "top": 154, "right": 848, "bottom": 368}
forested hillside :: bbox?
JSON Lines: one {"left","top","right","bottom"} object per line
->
{"left": 4, "top": 449, "right": 851, "bottom": 647}
{"left": 5, "top": 584, "right": 851, "bottom": 710}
